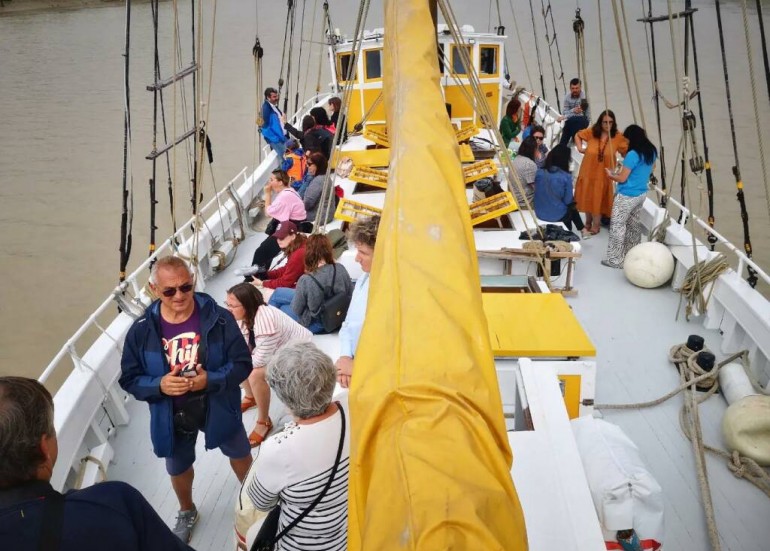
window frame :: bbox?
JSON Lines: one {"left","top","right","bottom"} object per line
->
{"left": 336, "top": 52, "right": 358, "bottom": 83}
{"left": 479, "top": 44, "right": 500, "bottom": 77}
{"left": 450, "top": 44, "right": 473, "bottom": 76}
{"left": 364, "top": 48, "right": 383, "bottom": 82}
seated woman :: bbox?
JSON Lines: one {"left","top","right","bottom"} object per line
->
{"left": 247, "top": 342, "right": 349, "bottom": 550}
{"left": 249, "top": 170, "right": 306, "bottom": 274}
{"left": 602, "top": 124, "right": 658, "bottom": 268}
{"left": 510, "top": 135, "right": 538, "bottom": 208}
{"left": 531, "top": 125, "right": 550, "bottom": 169}
{"left": 268, "top": 234, "right": 353, "bottom": 334}
{"left": 303, "top": 152, "right": 337, "bottom": 227}
{"left": 336, "top": 215, "right": 380, "bottom": 388}
{"left": 225, "top": 283, "right": 311, "bottom": 447}
{"left": 251, "top": 222, "right": 307, "bottom": 300}
{"left": 499, "top": 97, "right": 521, "bottom": 148}
{"left": 533, "top": 144, "right": 591, "bottom": 239}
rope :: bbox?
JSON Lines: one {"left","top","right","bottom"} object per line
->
{"left": 119, "top": 0, "right": 134, "bottom": 282}
{"left": 597, "top": 347, "right": 770, "bottom": 548}
{"left": 596, "top": 0, "right": 616, "bottom": 164}
{"left": 610, "top": 0, "right": 637, "bottom": 123}
{"left": 739, "top": 0, "right": 770, "bottom": 227}
{"left": 252, "top": 12, "right": 264, "bottom": 174}
{"left": 507, "top": 0, "right": 535, "bottom": 91}
{"left": 755, "top": 0, "right": 770, "bottom": 104}
{"left": 522, "top": 240, "right": 573, "bottom": 253}
{"left": 643, "top": 0, "right": 668, "bottom": 205}
{"left": 619, "top": 0, "right": 646, "bottom": 129}
{"left": 539, "top": 0, "right": 565, "bottom": 111}
{"left": 314, "top": 0, "right": 372, "bottom": 232}
{"left": 677, "top": 253, "right": 729, "bottom": 322}
{"left": 649, "top": 215, "right": 671, "bottom": 243}
{"left": 294, "top": 0, "right": 307, "bottom": 114}
{"left": 277, "top": 1, "right": 293, "bottom": 100}
{"left": 526, "top": 0, "right": 547, "bottom": 100}
{"left": 713, "top": 0, "right": 758, "bottom": 288}
{"left": 302, "top": 0, "right": 319, "bottom": 95}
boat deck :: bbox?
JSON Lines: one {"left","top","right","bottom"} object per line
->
{"left": 108, "top": 215, "right": 770, "bottom": 550}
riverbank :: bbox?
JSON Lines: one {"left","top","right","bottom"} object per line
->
{"left": 0, "top": 0, "right": 148, "bottom": 16}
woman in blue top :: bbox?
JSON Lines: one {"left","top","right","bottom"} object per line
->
{"left": 534, "top": 144, "right": 590, "bottom": 239}
{"left": 602, "top": 124, "right": 657, "bottom": 268}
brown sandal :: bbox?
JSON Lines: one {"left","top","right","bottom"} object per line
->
{"left": 248, "top": 418, "right": 273, "bottom": 448}
{"left": 240, "top": 396, "right": 257, "bottom": 413}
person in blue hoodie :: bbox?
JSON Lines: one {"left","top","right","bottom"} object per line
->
{"left": 119, "top": 256, "right": 252, "bottom": 543}
{"left": 260, "top": 87, "right": 287, "bottom": 158}
{"left": 0, "top": 376, "right": 193, "bottom": 551}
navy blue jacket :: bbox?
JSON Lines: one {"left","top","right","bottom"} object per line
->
{"left": 0, "top": 480, "right": 192, "bottom": 551}
{"left": 119, "top": 292, "right": 251, "bottom": 458}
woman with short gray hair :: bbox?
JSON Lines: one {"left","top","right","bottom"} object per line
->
{"left": 247, "top": 342, "right": 349, "bottom": 550}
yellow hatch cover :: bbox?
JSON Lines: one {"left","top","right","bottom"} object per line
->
{"left": 333, "top": 143, "right": 476, "bottom": 168}
{"left": 482, "top": 293, "right": 595, "bottom": 357}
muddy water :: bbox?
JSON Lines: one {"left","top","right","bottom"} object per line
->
{"left": 1, "top": 0, "right": 768, "bottom": 383}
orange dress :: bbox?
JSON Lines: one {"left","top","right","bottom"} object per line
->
{"left": 574, "top": 129, "right": 629, "bottom": 216}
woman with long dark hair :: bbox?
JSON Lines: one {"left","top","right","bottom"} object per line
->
{"left": 602, "top": 125, "right": 658, "bottom": 268}
{"left": 511, "top": 135, "right": 538, "bottom": 207}
{"left": 500, "top": 98, "right": 522, "bottom": 148}
{"left": 533, "top": 144, "right": 590, "bottom": 238}
{"left": 574, "top": 110, "right": 629, "bottom": 235}
{"left": 225, "top": 283, "right": 311, "bottom": 447}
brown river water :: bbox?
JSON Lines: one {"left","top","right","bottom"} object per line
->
{"left": 1, "top": 0, "right": 768, "bottom": 385}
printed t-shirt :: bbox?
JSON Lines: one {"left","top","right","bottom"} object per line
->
{"left": 160, "top": 303, "right": 202, "bottom": 408}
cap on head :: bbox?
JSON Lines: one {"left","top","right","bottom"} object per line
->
{"left": 273, "top": 221, "right": 298, "bottom": 240}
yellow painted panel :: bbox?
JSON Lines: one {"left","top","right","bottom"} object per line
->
{"left": 331, "top": 147, "right": 390, "bottom": 168}
{"left": 558, "top": 374, "right": 582, "bottom": 419}
{"left": 349, "top": 166, "right": 388, "bottom": 189}
{"left": 470, "top": 191, "right": 518, "bottom": 225}
{"left": 444, "top": 83, "right": 475, "bottom": 120}
{"left": 334, "top": 197, "right": 382, "bottom": 223}
{"left": 480, "top": 82, "right": 501, "bottom": 126}
{"left": 344, "top": 89, "right": 365, "bottom": 134}
{"left": 458, "top": 143, "right": 475, "bottom": 163}
{"left": 362, "top": 88, "right": 386, "bottom": 122}
{"left": 482, "top": 293, "right": 596, "bottom": 357}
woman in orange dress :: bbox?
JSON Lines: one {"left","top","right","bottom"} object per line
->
{"left": 574, "top": 110, "right": 629, "bottom": 234}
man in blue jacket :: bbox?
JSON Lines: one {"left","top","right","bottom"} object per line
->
{"left": 119, "top": 256, "right": 252, "bottom": 544}
{"left": 261, "top": 87, "right": 287, "bottom": 158}
{"left": 0, "top": 376, "right": 193, "bottom": 551}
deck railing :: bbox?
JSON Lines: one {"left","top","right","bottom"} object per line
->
{"left": 650, "top": 186, "right": 770, "bottom": 287}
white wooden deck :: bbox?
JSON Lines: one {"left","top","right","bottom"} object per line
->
{"left": 106, "top": 215, "right": 770, "bottom": 550}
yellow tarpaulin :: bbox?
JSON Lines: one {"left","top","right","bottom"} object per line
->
{"left": 347, "top": 0, "right": 528, "bottom": 549}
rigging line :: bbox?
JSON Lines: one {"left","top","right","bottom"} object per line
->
{"left": 252, "top": 0, "right": 264, "bottom": 175}
{"left": 438, "top": 0, "right": 550, "bottom": 279}
{"left": 684, "top": 1, "right": 717, "bottom": 249}
{"left": 187, "top": 0, "right": 198, "bottom": 210}
{"left": 755, "top": 0, "right": 770, "bottom": 104}
{"left": 151, "top": 0, "right": 176, "bottom": 235}
{"left": 740, "top": 0, "right": 770, "bottom": 225}
{"left": 294, "top": 0, "right": 307, "bottom": 114}
{"left": 610, "top": 0, "right": 637, "bottom": 123}
{"left": 666, "top": 2, "right": 719, "bottom": 547}
{"left": 507, "top": 0, "right": 534, "bottom": 92}
{"left": 713, "top": 0, "right": 758, "bottom": 288}
{"left": 539, "top": 0, "right": 563, "bottom": 111}
{"left": 302, "top": 0, "right": 319, "bottom": 96}
{"left": 316, "top": 1, "right": 330, "bottom": 94}
{"left": 119, "top": 0, "right": 134, "bottom": 282}
{"left": 316, "top": 0, "right": 371, "bottom": 232}
{"left": 542, "top": 1, "right": 567, "bottom": 97}
{"left": 283, "top": 0, "right": 298, "bottom": 113}
{"left": 171, "top": 0, "right": 180, "bottom": 240}
{"left": 644, "top": 0, "right": 667, "bottom": 205}
{"left": 526, "top": 0, "right": 547, "bottom": 100}
{"left": 596, "top": 0, "right": 615, "bottom": 164}
{"left": 573, "top": 8, "right": 590, "bottom": 104}
{"left": 278, "top": 1, "right": 293, "bottom": 98}
{"left": 619, "top": 0, "right": 646, "bottom": 129}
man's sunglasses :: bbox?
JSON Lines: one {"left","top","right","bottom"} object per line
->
{"left": 160, "top": 283, "right": 194, "bottom": 297}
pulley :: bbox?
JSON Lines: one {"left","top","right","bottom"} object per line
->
{"left": 573, "top": 8, "right": 584, "bottom": 35}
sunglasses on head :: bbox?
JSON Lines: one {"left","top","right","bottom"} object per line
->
{"left": 160, "top": 283, "right": 194, "bottom": 297}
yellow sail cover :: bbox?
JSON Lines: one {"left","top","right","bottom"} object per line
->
{"left": 347, "top": 1, "right": 528, "bottom": 549}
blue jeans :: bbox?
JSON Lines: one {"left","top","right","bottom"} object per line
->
{"left": 270, "top": 141, "right": 286, "bottom": 159}
{"left": 268, "top": 287, "right": 326, "bottom": 334}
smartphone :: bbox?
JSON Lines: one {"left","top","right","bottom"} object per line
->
{"left": 180, "top": 361, "right": 198, "bottom": 378}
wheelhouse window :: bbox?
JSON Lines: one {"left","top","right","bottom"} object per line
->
{"left": 480, "top": 45, "right": 499, "bottom": 76}
{"left": 365, "top": 49, "right": 382, "bottom": 81}
{"left": 451, "top": 44, "right": 472, "bottom": 75}
{"left": 337, "top": 52, "right": 357, "bottom": 82}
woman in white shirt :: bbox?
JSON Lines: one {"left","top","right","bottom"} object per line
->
{"left": 247, "top": 342, "right": 349, "bottom": 551}
{"left": 225, "top": 283, "right": 311, "bottom": 447}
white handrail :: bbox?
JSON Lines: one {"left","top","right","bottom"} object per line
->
{"left": 39, "top": 166, "right": 253, "bottom": 384}
{"left": 651, "top": 186, "right": 770, "bottom": 286}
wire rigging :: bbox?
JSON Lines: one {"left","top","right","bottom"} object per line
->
{"left": 643, "top": 0, "right": 668, "bottom": 206}
{"left": 119, "top": 0, "right": 134, "bottom": 283}
{"left": 526, "top": 0, "right": 547, "bottom": 100}
{"left": 507, "top": 0, "right": 535, "bottom": 92}
{"left": 754, "top": 0, "right": 770, "bottom": 105}
{"left": 539, "top": 0, "right": 566, "bottom": 111}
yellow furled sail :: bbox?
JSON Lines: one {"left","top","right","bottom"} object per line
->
{"left": 346, "top": 0, "right": 528, "bottom": 549}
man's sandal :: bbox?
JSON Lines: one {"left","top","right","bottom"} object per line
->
{"left": 240, "top": 396, "right": 257, "bottom": 413}
{"left": 248, "top": 418, "right": 273, "bottom": 448}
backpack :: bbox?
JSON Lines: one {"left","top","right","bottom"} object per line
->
{"left": 308, "top": 265, "right": 351, "bottom": 333}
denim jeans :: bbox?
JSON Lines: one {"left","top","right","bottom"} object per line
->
{"left": 270, "top": 141, "right": 286, "bottom": 159}
{"left": 268, "top": 288, "right": 325, "bottom": 334}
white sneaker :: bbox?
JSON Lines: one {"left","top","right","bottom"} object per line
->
{"left": 233, "top": 265, "right": 261, "bottom": 277}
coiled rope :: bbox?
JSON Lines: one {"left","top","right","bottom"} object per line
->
{"left": 676, "top": 253, "right": 729, "bottom": 322}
